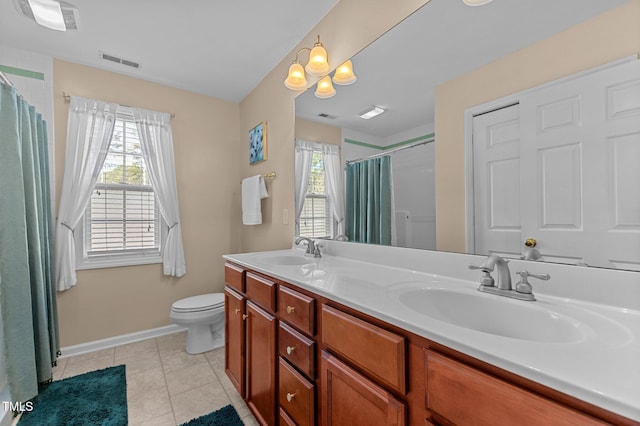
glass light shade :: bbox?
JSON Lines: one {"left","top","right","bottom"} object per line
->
{"left": 305, "top": 44, "right": 330, "bottom": 76}
{"left": 284, "top": 63, "right": 307, "bottom": 90}
{"left": 28, "top": 0, "right": 66, "bottom": 31}
{"left": 462, "top": 0, "right": 494, "bottom": 5}
{"left": 314, "top": 76, "right": 336, "bottom": 99}
{"left": 332, "top": 60, "right": 357, "bottom": 85}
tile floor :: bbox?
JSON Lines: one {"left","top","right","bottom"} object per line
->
{"left": 50, "top": 331, "right": 258, "bottom": 425}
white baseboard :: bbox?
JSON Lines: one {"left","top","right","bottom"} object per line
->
{"left": 59, "top": 324, "right": 187, "bottom": 359}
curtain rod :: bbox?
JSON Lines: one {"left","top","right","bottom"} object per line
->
{"left": 345, "top": 138, "right": 434, "bottom": 165}
{"left": 62, "top": 92, "right": 175, "bottom": 119}
{"left": 0, "top": 71, "right": 15, "bottom": 87}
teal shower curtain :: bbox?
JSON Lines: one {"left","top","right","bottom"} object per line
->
{"left": 345, "top": 156, "right": 393, "bottom": 245}
{"left": 0, "top": 82, "right": 59, "bottom": 403}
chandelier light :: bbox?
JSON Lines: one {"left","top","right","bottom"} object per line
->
{"left": 284, "top": 34, "right": 357, "bottom": 98}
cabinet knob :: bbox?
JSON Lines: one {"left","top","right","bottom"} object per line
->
{"left": 234, "top": 308, "right": 240, "bottom": 315}
{"left": 524, "top": 238, "right": 537, "bottom": 247}
{"left": 286, "top": 392, "right": 296, "bottom": 402}
{"left": 286, "top": 346, "right": 296, "bottom": 355}
{"left": 286, "top": 305, "right": 295, "bottom": 314}
{"left": 242, "top": 314, "right": 249, "bottom": 320}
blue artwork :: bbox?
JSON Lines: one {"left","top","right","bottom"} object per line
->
{"left": 249, "top": 122, "right": 267, "bottom": 164}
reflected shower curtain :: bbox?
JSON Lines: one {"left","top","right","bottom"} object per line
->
{"left": 0, "top": 82, "right": 59, "bottom": 402}
{"left": 345, "top": 156, "right": 393, "bottom": 245}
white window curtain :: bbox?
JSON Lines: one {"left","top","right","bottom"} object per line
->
{"left": 294, "top": 139, "right": 315, "bottom": 229}
{"left": 321, "top": 144, "right": 345, "bottom": 237}
{"left": 132, "top": 107, "right": 186, "bottom": 277}
{"left": 55, "top": 96, "right": 117, "bottom": 291}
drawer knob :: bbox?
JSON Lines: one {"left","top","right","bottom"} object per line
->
{"left": 234, "top": 308, "right": 240, "bottom": 315}
{"left": 286, "top": 345, "right": 296, "bottom": 355}
{"left": 286, "top": 306, "right": 295, "bottom": 314}
{"left": 242, "top": 314, "right": 249, "bottom": 320}
{"left": 286, "top": 392, "right": 296, "bottom": 402}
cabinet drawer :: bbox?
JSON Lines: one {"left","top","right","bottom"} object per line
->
{"left": 279, "top": 322, "right": 315, "bottom": 379}
{"left": 425, "top": 350, "right": 606, "bottom": 426}
{"left": 321, "top": 351, "right": 406, "bottom": 426}
{"left": 245, "top": 272, "right": 276, "bottom": 312}
{"left": 279, "top": 357, "right": 315, "bottom": 426}
{"left": 278, "top": 285, "right": 315, "bottom": 335}
{"left": 224, "top": 262, "right": 245, "bottom": 293}
{"left": 321, "top": 305, "right": 406, "bottom": 394}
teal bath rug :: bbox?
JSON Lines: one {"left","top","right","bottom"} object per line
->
{"left": 18, "top": 365, "right": 127, "bottom": 426}
{"left": 180, "top": 404, "right": 244, "bottom": 426}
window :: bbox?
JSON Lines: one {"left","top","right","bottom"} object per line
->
{"left": 298, "top": 150, "right": 332, "bottom": 238}
{"left": 76, "top": 111, "right": 162, "bottom": 269}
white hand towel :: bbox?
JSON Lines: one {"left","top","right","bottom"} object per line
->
{"left": 242, "top": 175, "right": 269, "bottom": 225}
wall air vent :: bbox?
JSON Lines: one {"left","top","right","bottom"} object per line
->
{"left": 99, "top": 51, "right": 141, "bottom": 69}
{"left": 14, "top": 0, "right": 79, "bottom": 31}
{"left": 318, "top": 113, "right": 337, "bottom": 119}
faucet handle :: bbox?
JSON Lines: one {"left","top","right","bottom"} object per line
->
{"left": 515, "top": 270, "right": 550, "bottom": 296}
{"left": 517, "top": 270, "right": 550, "bottom": 281}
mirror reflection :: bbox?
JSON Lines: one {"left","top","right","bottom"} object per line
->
{"left": 294, "top": 0, "right": 639, "bottom": 271}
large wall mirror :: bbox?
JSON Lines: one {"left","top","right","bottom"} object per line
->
{"left": 294, "top": 0, "right": 638, "bottom": 271}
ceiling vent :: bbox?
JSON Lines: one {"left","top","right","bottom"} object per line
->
{"left": 99, "top": 51, "right": 141, "bottom": 69}
{"left": 14, "top": 0, "right": 79, "bottom": 31}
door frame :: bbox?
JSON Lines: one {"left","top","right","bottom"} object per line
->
{"left": 462, "top": 55, "right": 637, "bottom": 254}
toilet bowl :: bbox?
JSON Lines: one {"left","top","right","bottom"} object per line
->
{"left": 170, "top": 293, "right": 225, "bottom": 354}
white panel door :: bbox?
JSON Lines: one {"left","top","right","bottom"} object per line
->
{"left": 519, "top": 60, "right": 640, "bottom": 269}
{"left": 473, "top": 104, "right": 521, "bottom": 258}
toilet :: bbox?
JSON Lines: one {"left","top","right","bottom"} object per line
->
{"left": 170, "top": 293, "right": 225, "bottom": 354}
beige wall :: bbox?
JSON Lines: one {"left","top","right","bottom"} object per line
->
{"left": 53, "top": 60, "right": 242, "bottom": 346}
{"left": 238, "top": 0, "right": 430, "bottom": 253}
{"left": 434, "top": 0, "right": 640, "bottom": 253}
{"left": 295, "top": 117, "right": 342, "bottom": 147}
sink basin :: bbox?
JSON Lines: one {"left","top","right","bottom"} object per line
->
{"left": 398, "top": 288, "right": 585, "bottom": 343}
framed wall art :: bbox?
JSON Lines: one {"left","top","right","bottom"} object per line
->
{"left": 249, "top": 121, "right": 267, "bottom": 165}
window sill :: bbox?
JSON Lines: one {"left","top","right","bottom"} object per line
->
{"left": 76, "top": 253, "right": 162, "bottom": 270}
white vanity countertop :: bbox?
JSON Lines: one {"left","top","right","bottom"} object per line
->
{"left": 223, "top": 247, "right": 640, "bottom": 422}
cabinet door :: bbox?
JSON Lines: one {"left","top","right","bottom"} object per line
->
{"left": 321, "top": 351, "right": 406, "bottom": 426}
{"left": 224, "top": 286, "right": 245, "bottom": 397}
{"left": 246, "top": 300, "right": 277, "bottom": 426}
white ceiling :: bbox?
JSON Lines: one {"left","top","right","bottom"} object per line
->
{"left": 294, "top": 0, "right": 631, "bottom": 139}
{"left": 0, "top": 0, "right": 339, "bottom": 102}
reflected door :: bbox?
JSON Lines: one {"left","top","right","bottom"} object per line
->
{"left": 473, "top": 104, "right": 521, "bottom": 258}
{"left": 519, "top": 59, "right": 640, "bottom": 269}
{"left": 474, "top": 60, "right": 640, "bottom": 269}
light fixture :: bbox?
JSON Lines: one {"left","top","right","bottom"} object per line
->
{"left": 462, "top": 0, "right": 494, "bottom": 6}
{"left": 332, "top": 60, "right": 357, "bottom": 85}
{"left": 284, "top": 34, "right": 357, "bottom": 98}
{"left": 359, "top": 106, "right": 385, "bottom": 120}
{"left": 27, "top": 0, "right": 66, "bottom": 31}
{"left": 314, "top": 76, "right": 336, "bottom": 99}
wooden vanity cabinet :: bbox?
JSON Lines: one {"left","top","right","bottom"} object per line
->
{"left": 246, "top": 298, "right": 277, "bottom": 425}
{"left": 277, "top": 285, "right": 317, "bottom": 426}
{"left": 224, "top": 263, "right": 634, "bottom": 426}
{"left": 424, "top": 350, "right": 607, "bottom": 426}
{"left": 321, "top": 351, "right": 406, "bottom": 426}
{"left": 224, "top": 286, "right": 246, "bottom": 397}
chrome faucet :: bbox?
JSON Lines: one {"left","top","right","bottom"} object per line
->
{"left": 469, "top": 254, "right": 550, "bottom": 301}
{"left": 295, "top": 237, "right": 322, "bottom": 258}
{"left": 469, "top": 254, "right": 512, "bottom": 290}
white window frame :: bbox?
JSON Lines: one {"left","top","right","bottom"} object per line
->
{"left": 75, "top": 110, "right": 164, "bottom": 270}
{"left": 297, "top": 149, "right": 333, "bottom": 239}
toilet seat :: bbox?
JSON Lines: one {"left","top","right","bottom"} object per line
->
{"left": 171, "top": 293, "right": 224, "bottom": 313}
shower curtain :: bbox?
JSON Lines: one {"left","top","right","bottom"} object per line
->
{"left": 345, "top": 156, "right": 393, "bottom": 245}
{"left": 0, "top": 81, "right": 59, "bottom": 402}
